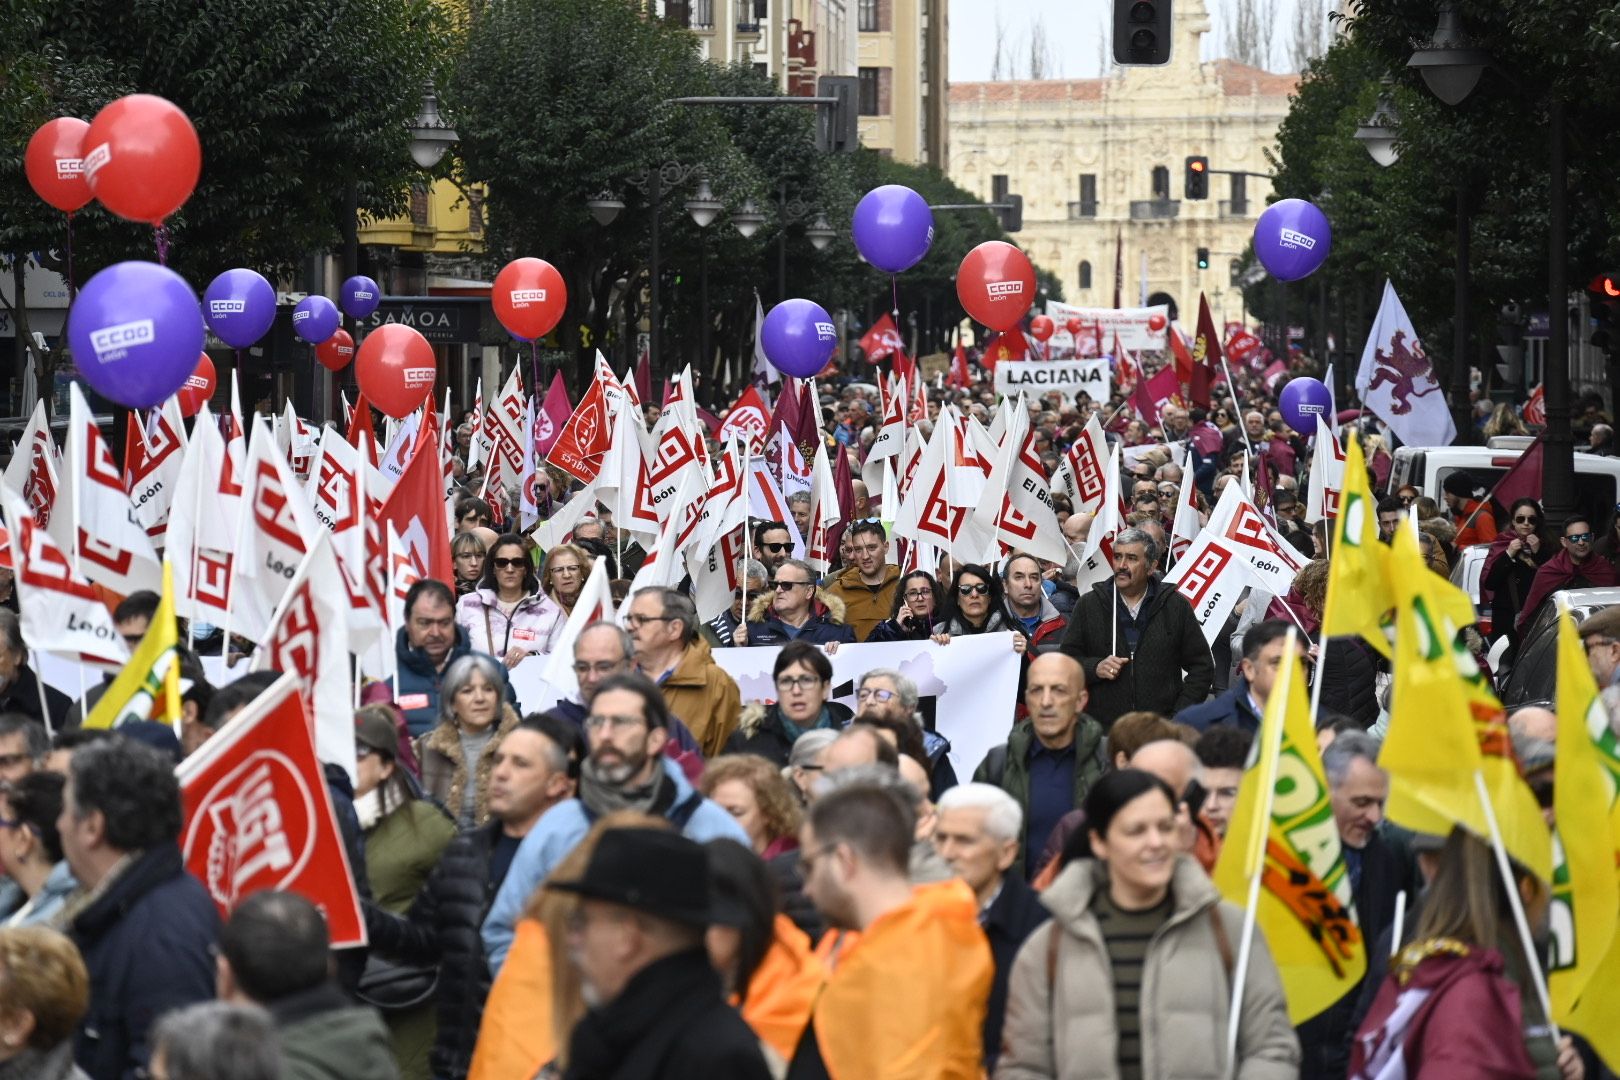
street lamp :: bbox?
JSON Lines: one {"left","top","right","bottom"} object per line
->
{"left": 1407, "top": 6, "right": 1490, "bottom": 107}
{"left": 731, "top": 198, "right": 766, "bottom": 239}
{"left": 684, "top": 179, "right": 722, "bottom": 377}
{"left": 805, "top": 213, "right": 836, "bottom": 252}
{"left": 408, "top": 86, "right": 459, "bottom": 169}
{"left": 684, "top": 179, "right": 723, "bottom": 228}
{"left": 586, "top": 191, "right": 626, "bottom": 227}
{"left": 1353, "top": 90, "right": 1400, "bottom": 168}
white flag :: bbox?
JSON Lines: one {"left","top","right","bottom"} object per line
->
{"left": 1164, "top": 532, "right": 1249, "bottom": 646}
{"left": 52, "top": 385, "right": 162, "bottom": 597}
{"left": 170, "top": 403, "right": 243, "bottom": 626}
{"left": 1354, "top": 279, "right": 1456, "bottom": 448}
{"left": 2, "top": 399, "right": 59, "bottom": 527}
{"left": 125, "top": 399, "right": 186, "bottom": 546}
{"left": 3, "top": 490, "right": 129, "bottom": 669}
{"left": 538, "top": 556, "right": 616, "bottom": 705}
{"left": 1200, "top": 481, "right": 1307, "bottom": 596}
{"left": 235, "top": 415, "right": 322, "bottom": 641}
{"left": 752, "top": 290, "right": 779, "bottom": 385}
{"left": 1305, "top": 415, "right": 1346, "bottom": 525}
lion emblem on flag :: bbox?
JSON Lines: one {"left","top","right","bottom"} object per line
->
{"left": 1366, "top": 330, "right": 1441, "bottom": 415}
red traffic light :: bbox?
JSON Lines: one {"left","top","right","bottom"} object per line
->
{"left": 1190, "top": 159, "right": 1206, "bottom": 172}
{"left": 1587, "top": 272, "right": 1620, "bottom": 297}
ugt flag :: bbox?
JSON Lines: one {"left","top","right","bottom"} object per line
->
{"left": 1355, "top": 280, "right": 1456, "bottom": 448}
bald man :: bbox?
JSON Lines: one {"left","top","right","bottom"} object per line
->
{"left": 973, "top": 653, "right": 1108, "bottom": 878}
{"left": 1508, "top": 705, "right": 1556, "bottom": 744}
{"left": 1132, "top": 738, "right": 1220, "bottom": 867}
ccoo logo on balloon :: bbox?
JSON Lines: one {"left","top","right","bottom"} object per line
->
{"left": 1279, "top": 228, "right": 1316, "bottom": 251}
{"left": 511, "top": 289, "right": 547, "bottom": 306}
{"left": 90, "top": 319, "right": 155, "bottom": 362}
{"left": 987, "top": 280, "right": 1025, "bottom": 300}
{"left": 403, "top": 367, "right": 435, "bottom": 388}
{"left": 209, "top": 299, "right": 246, "bottom": 317}
{"left": 80, "top": 143, "right": 111, "bottom": 182}
{"left": 55, "top": 158, "right": 83, "bottom": 180}
{"left": 815, "top": 321, "right": 836, "bottom": 339}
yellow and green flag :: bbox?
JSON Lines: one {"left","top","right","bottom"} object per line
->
{"left": 84, "top": 560, "right": 182, "bottom": 730}
{"left": 1550, "top": 605, "right": 1620, "bottom": 1068}
{"left": 1379, "top": 523, "right": 1552, "bottom": 881}
{"left": 1213, "top": 640, "right": 1366, "bottom": 1023}
{"left": 1320, "top": 433, "right": 1393, "bottom": 658}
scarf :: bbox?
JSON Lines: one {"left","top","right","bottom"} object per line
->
{"left": 578, "top": 755, "right": 673, "bottom": 819}
{"left": 0, "top": 1043, "right": 79, "bottom": 1080}
{"left": 1516, "top": 548, "right": 1617, "bottom": 631}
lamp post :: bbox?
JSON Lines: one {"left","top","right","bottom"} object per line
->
{"left": 586, "top": 160, "right": 703, "bottom": 386}
{"left": 684, "top": 179, "right": 723, "bottom": 378}
{"left": 1352, "top": 87, "right": 1400, "bottom": 168}
{"left": 748, "top": 182, "right": 833, "bottom": 300}
{"left": 408, "top": 85, "right": 459, "bottom": 169}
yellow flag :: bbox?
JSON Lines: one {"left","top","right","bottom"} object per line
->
{"left": 1549, "top": 606, "right": 1620, "bottom": 1065}
{"left": 1320, "top": 434, "right": 1392, "bottom": 658}
{"left": 1213, "top": 642, "right": 1366, "bottom": 1023}
{"left": 84, "top": 560, "right": 182, "bottom": 730}
{"left": 1379, "top": 524, "right": 1552, "bottom": 881}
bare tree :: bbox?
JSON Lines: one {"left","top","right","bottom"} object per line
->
{"left": 1288, "top": 1, "right": 1328, "bottom": 70}
{"left": 1224, "top": 0, "right": 1278, "bottom": 69}
{"left": 1028, "top": 14, "right": 1055, "bottom": 79}
{"left": 991, "top": 9, "right": 1008, "bottom": 80}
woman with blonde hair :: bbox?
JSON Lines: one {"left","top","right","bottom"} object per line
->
{"left": 0, "top": 926, "right": 90, "bottom": 1080}
{"left": 415, "top": 653, "right": 520, "bottom": 829}
{"left": 541, "top": 544, "right": 591, "bottom": 616}
{"left": 451, "top": 532, "right": 487, "bottom": 598}
{"left": 700, "top": 755, "right": 803, "bottom": 859}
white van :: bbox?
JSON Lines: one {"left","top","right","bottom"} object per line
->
{"left": 1389, "top": 439, "right": 1620, "bottom": 531}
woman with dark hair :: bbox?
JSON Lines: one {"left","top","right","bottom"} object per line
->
{"left": 726, "top": 641, "right": 851, "bottom": 766}
{"left": 930, "top": 564, "right": 1028, "bottom": 653}
{"left": 999, "top": 769, "right": 1299, "bottom": 1079}
{"left": 704, "top": 839, "right": 824, "bottom": 1069}
{"left": 1351, "top": 827, "right": 1579, "bottom": 1079}
{"left": 0, "top": 774, "right": 75, "bottom": 927}
{"left": 866, "top": 570, "right": 941, "bottom": 642}
{"left": 1481, "top": 497, "right": 1551, "bottom": 648}
{"left": 456, "top": 532, "right": 564, "bottom": 668}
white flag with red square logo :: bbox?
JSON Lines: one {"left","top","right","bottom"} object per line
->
{"left": 235, "top": 415, "right": 321, "bottom": 641}
{"left": 3, "top": 489, "right": 129, "bottom": 669}
{"left": 1, "top": 400, "right": 59, "bottom": 528}
{"left": 169, "top": 403, "right": 244, "bottom": 625}
{"left": 50, "top": 384, "right": 161, "bottom": 597}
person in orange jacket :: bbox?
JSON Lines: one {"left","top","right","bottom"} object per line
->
{"left": 790, "top": 771, "right": 993, "bottom": 1080}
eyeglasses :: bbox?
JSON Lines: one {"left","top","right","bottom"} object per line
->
{"left": 957, "top": 582, "right": 990, "bottom": 596}
{"left": 492, "top": 557, "right": 528, "bottom": 570}
{"left": 855, "top": 687, "right": 896, "bottom": 702}
{"left": 760, "top": 542, "right": 791, "bottom": 554}
{"left": 583, "top": 714, "right": 648, "bottom": 732}
{"left": 1566, "top": 532, "right": 1596, "bottom": 544}
{"left": 903, "top": 588, "right": 933, "bottom": 600}
{"left": 773, "top": 580, "right": 811, "bottom": 591}
{"left": 355, "top": 745, "right": 375, "bottom": 760}
{"left": 572, "top": 660, "right": 623, "bottom": 677}
{"left": 776, "top": 675, "right": 823, "bottom": 692}
{"left": 1513, "top": 516, "right": 1540, "bottom": 525}
{"left": 550, "top": 564, "right": 581, "bottom": 575}
{"left": 623, "top": 613, "right": 673, "bottom": 629}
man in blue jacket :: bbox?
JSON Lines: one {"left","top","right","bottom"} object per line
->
{"left": 61, "top": 738, "right": 218, "bottom": 1080}
{"left": 1176, "top": 619, "right": 1301, "bottom": 734}
{"left": 481, "top": 671, "right": 748, "bottom": 970}
{"left": 394, "top": 579, "right": 513, "bottom": 737}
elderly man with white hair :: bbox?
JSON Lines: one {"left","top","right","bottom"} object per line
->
{"left": 934, "top": 783, "right": 1050, "bottom": 1069}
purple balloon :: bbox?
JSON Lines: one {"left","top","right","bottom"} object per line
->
{"left": 202, "top": 268, "right": 276, "bottom": 349}
{"left": 293, "top": 294, "right": 340, "bottom": 344}
{"left": 1254, "top": 199, "right": 1332, "bottom": 282}
{"left": 67, "top": 261, "right": 205, "bottom": 409}
{"left": 851, "top": 185, "right": 934, "bottom": 274}
{"left": 761, "top": 299, "right": 838, "bottom": 379}
{"left": 341, "top": 275, "right": 381, "bottom": 320}
{"left": 1279, "top": 377, "right": 1334, "bottom": 436}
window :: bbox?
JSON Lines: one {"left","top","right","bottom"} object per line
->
{"left": 858, "top": 67, "right": 880, "bottom": 116}
{"left": 1079, "top": 261, "right": 1093, "bottom": 290}
{"left": 663, "top": 0, "right": 689, "bottom": 27}
{"left": 1229, "top": 174, "right": 1248, "bottom": 215}
{"left": 1078, "top": 173, "right": 1097, "bottom": 216}
{"left": 1151, "top": 165, "right": 1169, "bottom": 200}
{"left": 859, "top": 0, "right": 879, "bottom": 32}
{"left": 692, "top": 0, "right": 712, "bottom": 27}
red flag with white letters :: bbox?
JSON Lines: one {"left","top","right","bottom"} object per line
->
{"left": 379, "top": 434, "right": 454, "bottom": 589}
{"left": 177, "top": 673, "right": 365, "bottom": 947}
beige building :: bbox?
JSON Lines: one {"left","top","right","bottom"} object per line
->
{"left": 858, "top": 0, "right": 948, "bottom": 166}
{"left": 947, "top": 0, "right": 1295, "bottom": 328}
{"left": 670, "top": 0, "right": 858, "bottom": 95}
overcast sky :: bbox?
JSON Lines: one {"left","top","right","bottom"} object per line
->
{"left": 948, "top": 0, "right": 1318, "bottom": 81}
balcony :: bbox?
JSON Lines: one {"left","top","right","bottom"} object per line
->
{"left": 1067, "top": 200, "right": 1098, "bottom": 219}
{"left": 1129, "top": 199, "right": 1179, "bottom": 220}
{"left": 1218, "top": 198, "right": 1250, "bottom": 218}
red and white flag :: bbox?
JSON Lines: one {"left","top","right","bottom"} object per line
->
{"left": 3, "top": 489, "right": 129, "bottom": 670}
{"left": 687, "top": 437, "right": 748, "bottom": 566}
{"left": 122, "top": 400, "right": 185, "bottom": 545}
{"left": 279, "top": 401, "right": 317, "bottom": 479}
{"left": 379, "top": 410, "right": 423, "bottom": 485}
{"left": 718, "top": 386, "right": 771, "bottom": 455}
{"left": 1054, "top": 415, "right": 1110, "bottom": 516}
{"left": 307, "top": 429, "right": 387, "bottom": 653}
{"left": 1165, "top": 531, "right": 1249, "bottom": 646}
{"left": 1170, "top": 459, "right": 1202, "bottom": 561}
{"left": 618, "top": 470, "right": 706, "bottom": 617}
{"left": 169, "top": 403, "right": 243, "bottom": 626}
{"left": 1202, "top": 480, "right": 1307, "bottom": 596}
{"left": 380, "top": 432, "right": 454, "bottom": 588}
{"left": 1523, "top": 383, "right": 1546, "bottom": 427}
{"left": 51, "top": 384, "right": 162, "bottom": 597}
{"left": 548, "top": 360, "right": 615, "bottom": 483}
{"left": 535, "top": 371, "right": 572, "bottom": 458}
{"left": 177, "top": 673, "right": 366, "bottom": 947}
{"left": 484, "top": 365, "right": 528, "bottom": 501}
{"left": 859, "top": 313, "right": 905, "bottom": 362}
{"left": 1, "top": 399, "right": 59, "bottom": 527}
{"left": 803, "top": 440, "right": 839, "bottom": 573}
{"left": 1305, "top": 416, "right": 1346, "bottom": 525}
{"left": 976, "top": 411, "right": 1068, "bottom": 565}
{"left": 234, "top": 415, "right": 321, "bottom": 640}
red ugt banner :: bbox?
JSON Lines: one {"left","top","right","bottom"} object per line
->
{"left": 176, "top": 673, "right": 366, "bottom": 947}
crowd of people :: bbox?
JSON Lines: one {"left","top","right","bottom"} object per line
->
{"left": 0, "top": 347, "right": 1614, "bottom": 1080}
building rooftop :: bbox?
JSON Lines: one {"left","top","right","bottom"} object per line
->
{"left": 948, "top": 60, "right": 1298, "bottom": 104}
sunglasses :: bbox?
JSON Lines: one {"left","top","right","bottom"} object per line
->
{"left": 1513, "top": 515, "right": 1540, "bottom": 525}
{"left": 1566, "top": 532, "right": 1595, "bottom": 544}
{"left": 773, "top": 580, "right": 811, "bottom": 591}
{"left": 957, "top": 582, "right": 990, "bottom": 596}
{"left": 492, "top": 557, "right": 528, "bottom": 569}
{"left": 760, "top": 542, "right": 791, "bottom": 553}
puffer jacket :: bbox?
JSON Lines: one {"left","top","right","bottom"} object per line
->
{"left": 727, "top": 700, "right": 853, "bottom": 767}
{"left": 743, "top": 591, "right": 857, "bottom": 647}
{"left": 821, "top": 563, "right": 901, "bottom": 641}
{"left": 364, "top": 823, "right": 507, "bottom": 1080}
{"left": 416, "top": 704, "right": 521, "bottom": 830}
{"left": 995, "top": 856, "right": 1300, "bottom": 1080}
{"left": 392, "top": 626, "right": 515, "bottom": 738}
{"left": 455, "top": 588, "right": 564, "bottom": 661}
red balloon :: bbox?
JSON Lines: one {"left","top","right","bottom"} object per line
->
{"left": 492, "top": 258, "right": 567, "bottom": 341}
{"left": 1148, "top": 312, "right": 1168, "bottom": 332}
{"left": 1030, "top": 315, "right": 1055, "bottom": 342}
{"left": 955, "top": 241, "right": 1036, "bottom": 332}
{"left": 25, "top": 118, "right": 92, "bottom": 213}
{"left": 316, "top": 328, "right": 356, "bottom": 372}
{"left": 177, "top": 353, "right": 215, "bottom": 417}
{"left": 1064, "top": 316, "right": 1082, "bottom": 336}
{"left": 356, "top": 324, "right": 436, "bottom": 419}
{"left": 82, "top": 94, "right": 201, "bottom": 225}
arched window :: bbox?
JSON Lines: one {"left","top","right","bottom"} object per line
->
{"left": 1079, "top": 261, "right": 1093, "bottom": 290}
{"left": 1151, "top": 165, "right": 1169, "bottom": 200}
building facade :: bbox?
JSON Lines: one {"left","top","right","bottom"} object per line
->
{"left": 857, "top": 0, "right": 947, "bottom": 167}
{"left": 947, "top": 0, "right": 1294, "bottom": 328}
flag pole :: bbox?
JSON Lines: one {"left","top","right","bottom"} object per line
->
{"left": 1221, "top": 357, "right": 1253, "bottom": 460}
{"left": 28, "top": 651, "right": 54, "bottom": 739}
{"left": 1472, "top": 768, "right": 1560, "bottom": 1041}
{"left": 1389, "top": 890, "right": 1407, "bottom": 958}
{"left": 1225, "top": 631, "right": 1294, "bottom": 1072}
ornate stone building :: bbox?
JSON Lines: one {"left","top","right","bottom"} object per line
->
{"left": 947, "top": 0, "right": 1296, "bottom": 328}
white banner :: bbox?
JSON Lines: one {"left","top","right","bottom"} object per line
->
{"left": 512, "top": 633, "right": 1023, "bottom": 781}
{"left": 1045, "top": 302, "right": 1170, "bottom": 351}
{"left": 993, "top": 359, "right": 1111, "bottom": 398}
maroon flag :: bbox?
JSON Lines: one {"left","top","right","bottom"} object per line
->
{"left": 827, "top": 446, "right": 857, "bottom": 555}
{"left": 1189, "top": 294, "right": 1222, "bottom": 410}
{"left": 1132, "top": 366, "right": 1181, "bottom": 429}
{"left": 534, "top": 372, "right": 572, "bottom": 458}
{"left": 1490, "top": 434, "right": 1545, "bottom": 510}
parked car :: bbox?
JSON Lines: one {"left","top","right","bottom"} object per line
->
{"left": 1499, "top": 586, "right": 1620, "bottom": 708}
{"left": 1451, "top": 544, "right": 1492, "bottom": 638}
{"left": 1389, "top": 440, "right": 1620, "bottom": 535}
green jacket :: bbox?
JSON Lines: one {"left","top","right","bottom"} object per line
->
{"left": 973, "top": 719, "right": 1108, "bottom": 877}
{"left": 364, "top": 798, "right": 456, "bottom": 915}
{"left": 275, "top": 985, "right": 401, "bottom": 1080}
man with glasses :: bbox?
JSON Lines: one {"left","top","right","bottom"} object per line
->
{"left": 853, "top": 669, "right": 958, "bottom": 797}
{"left": 739, "top": 559, "right": 855, "bottom": 648}
{"left": 481, "top": 672, "right": 747, "bottom": 972}
{"left": 824, "top": 521, "right": 900, "bottom": 641}
{"left": 754, "top": 520, "right": 795, "bottom": 578}
{"left": 701, "top": 559, "right": 767, "bottom": 649}
{"left": 626, "top": 587, "right": 742, "bottom": 758}
{"left": 1579, "top": 607, "right": 1620, "bottom": 689}
{"left": 1518, "top": 513, "right": 1619, "bottom": 632}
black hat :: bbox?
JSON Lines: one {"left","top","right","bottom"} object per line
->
{"left": 547, "top": 828, "right": 712, "bottom": 927}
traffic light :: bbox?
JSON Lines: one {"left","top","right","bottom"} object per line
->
{"left": 816, "top": 75, "right": 858, "bottom": 153}
{"left": 1113, "top": 0, "right": 1172, "bottom": 65}
{"left": 1586, "top": 272, "right": 1620, "bottom": 354}
{"left": 1196, "top": 247, "right": 1210, "bottom": 270}
{"left": 1185, "top": 156, "right": 1209, "bottom": 200}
